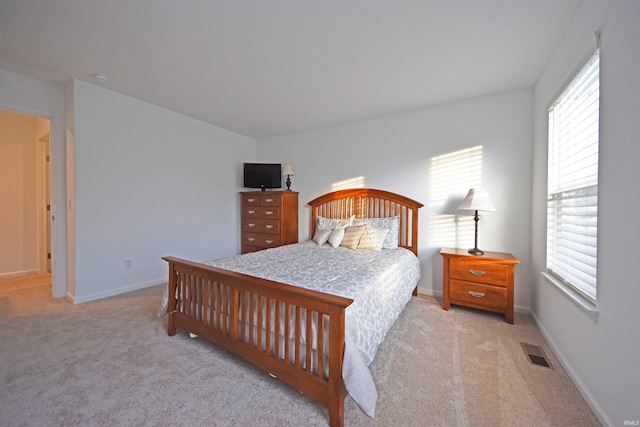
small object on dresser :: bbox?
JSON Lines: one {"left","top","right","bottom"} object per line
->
{"left": 282, "top": 163, "right": 294, "bottom": 191}
{"left": 440, "top": 247, "right": 519, "bottom": 324}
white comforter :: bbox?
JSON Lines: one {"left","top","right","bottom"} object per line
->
{"left": 200, "top": 241, "right": 421, "bottom": 417}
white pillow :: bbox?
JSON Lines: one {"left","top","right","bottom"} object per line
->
{"left": 354, "top": 216, "right": 400, "bottom": 249}
{"left": 328, "top": 228, "right": 346, "bottom": 248}
{"left": 312, "top": 228, "right": 332, "bottom": 246}
{"left": 316, "top": 215, "right": 355, "bottom": 230}
{"left": 357, "top": 226, "right": 390, "bottom": 251}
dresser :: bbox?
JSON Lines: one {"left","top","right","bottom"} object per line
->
{"left": 440, "top": 248, "right": 519, "bottom": 324}
{"left": 240, "top": 191, "right": 298, "bottom": 254}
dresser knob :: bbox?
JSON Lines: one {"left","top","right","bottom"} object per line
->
{"left": 469, "top": 269, "right": 486, "bottom": 276}
{"left": 247, "top": 210, "right": 255, "bottom": 214}
{"left": 265, "top": 225, "right": 273, "bottom": 229}
{"left": 266, "top": 240, "right": 273, "bottom": 244}
{"left": 265, "top": 198, "right": 273, "bottom": 203}
{"left": 468, "top": 291, "right": 485, "bottom": 298}
{"left": 265, "top": 211, "right": 274, "bottom": 215}
{"left": 248, "top": 223, "right": 255, "bottom": 227}
{"left": 247, "top": 198, "right": 255, "bottom": 202}
{"left": 248, "top": 237, "right": 255, "bottom": 242}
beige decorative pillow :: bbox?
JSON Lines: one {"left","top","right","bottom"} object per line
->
{"left": 340, "top": 225, "right": 366, "bottom": 250}
{"left": 312, "top": 228, "right": 332, "bottom": 246}
{"left": 357, "top": 226, "right": 390, "bottom": 251}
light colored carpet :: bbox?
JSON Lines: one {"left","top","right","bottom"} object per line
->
{"left": 0, "top": 274, "right": 600, "bottom": 426}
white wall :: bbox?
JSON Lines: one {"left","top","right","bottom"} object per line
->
{"left": 0, "top": 68, "right": 67, "bottom": 297}
{"left": 531, "top": 1, "right": 640, "bottom": 425}
{"left": 0, "top": 110, "right": 38, "bottom": 276}
{"left": 69, "top": 80, "right": 256, "bottom": 303}
{"left": 258, "top": 88, "right": 533, "bottom": 308}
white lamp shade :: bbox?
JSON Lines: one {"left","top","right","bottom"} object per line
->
{"left": 282, "top": 164, "right": 294, "bottom": 176}
{"left": 458, "top": 188, "right": 496, "bottom": 212}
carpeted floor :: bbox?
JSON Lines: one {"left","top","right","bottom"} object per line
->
{"left": 0, "top": 274, "right": 601, "bottom": 426}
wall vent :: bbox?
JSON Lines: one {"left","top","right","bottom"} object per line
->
{"left": 521, "top": 342, "right": 553, "bottom": 369}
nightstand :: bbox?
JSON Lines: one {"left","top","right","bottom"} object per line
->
{"left": 440, "top": 248, "right": 519, "bottom": 324}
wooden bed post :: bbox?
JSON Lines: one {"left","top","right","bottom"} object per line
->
{"left": 167, "top": 260, "right": 177, "bottom": 336}
{"left": 328, "top": 304, "right": 346, "bottom": 427}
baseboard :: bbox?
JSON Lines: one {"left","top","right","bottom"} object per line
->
{"left": 530, "top": 311, "right": 613, "bottom": 427}
{"left": 69, "top": 278, "right": 166, "bottom": 304}
{"left": 418, "top": 289, "right": 532, "bottom": 316}
{"left": 0, "top": 269, "right": 39, "bottom": 279}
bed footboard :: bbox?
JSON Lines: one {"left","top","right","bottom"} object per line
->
{"left": 163, "top": 256, "right": 353, "bottom": 427}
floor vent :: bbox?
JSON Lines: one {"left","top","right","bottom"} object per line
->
{"left": 521, "top": 342, "right": 553, "bottom": 369}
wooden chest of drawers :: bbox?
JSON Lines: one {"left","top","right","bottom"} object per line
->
{"left": 241, "top": 191, "right": 298, "bottom": 254}
{"left": 440, "top": 248, "right": 519, "bottom": 324}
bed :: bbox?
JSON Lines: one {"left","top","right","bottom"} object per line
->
{"left": 162, "top": 188, "right": 423, "bottom": 427}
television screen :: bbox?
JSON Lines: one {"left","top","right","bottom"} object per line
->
{"left": 243, "top": 163, "right": 282, "bottom": 190}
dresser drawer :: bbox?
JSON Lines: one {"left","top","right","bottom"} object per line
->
{"left": 243, "top": 233, "right": 280, "bottom": 248}
{"left": 259, "top": 194, "right": 280, "bottom": 207}
{"left": 241, "top": 193, "right": 282, "bottom": 207}
{"left": 449, "top": 259, "right": 509, "bottom": 287}
{"left": 242, "top": 206, "right": 280, "bottom": 219}
{"left": 449, "top": 279, "right": 507, "bottom": 310}
{"left": 242, "top": 218, "right": 280, "bottom": 234}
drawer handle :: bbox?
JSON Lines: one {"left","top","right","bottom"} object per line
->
{"left": 468, "top": 291, "right": 485, "bottom": 298}
{"left": 265, "top": 240, "right": 273, "bottom": 244}
{"left": 247, "top": 210, "right": 255, "bottom": 214}
{"left": 248, "top": 237, "right": 255, "bottom": 242}
{"left": 248, "top": 223, "right": 255, "bottom": 227}
{"left": 265, "top": 225, "right": 273, "bottom": 229}
{"left": 247, "top": 198, "right": 255, "bottom": 202}
{"left": 265, "top": 211, "right": 274, "bottom": 215}
{"left": 469, "top": 269, "right": 486, "bottom": 276}
{"left": 265, "top": 198, "right": 274, "bottom": 203}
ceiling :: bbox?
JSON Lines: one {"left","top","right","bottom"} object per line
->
{"left": 0, "top": 0, "right": 580, "bottom": 140}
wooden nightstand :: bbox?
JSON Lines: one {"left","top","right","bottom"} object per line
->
{"left": 440, "top": 248, "right": 519, "bottom": 324}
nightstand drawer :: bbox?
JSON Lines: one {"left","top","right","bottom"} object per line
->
{"left": 449, "top": 259, "right": 509, "bottom": 287}
{"left": 450, "top": 279, "right": 507, "bottom": 309}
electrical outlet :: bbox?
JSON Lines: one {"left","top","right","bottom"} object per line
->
{"left": 124, "top": 259, "right": 133, "bottom": 269}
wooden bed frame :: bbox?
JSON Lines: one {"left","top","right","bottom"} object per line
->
{"left": 163, "top": 188, "right": 422, "bottom": 427}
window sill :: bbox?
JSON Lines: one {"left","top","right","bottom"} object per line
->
{"left": 541, "top": 272, "right": 599, "bottom": 322}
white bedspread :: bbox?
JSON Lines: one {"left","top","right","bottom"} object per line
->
{"left": 200, "top": 241, "right": 421, "bottom": 417}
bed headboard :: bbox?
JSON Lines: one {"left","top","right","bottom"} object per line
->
{"left": 307, "top": 188, "right": 423, "bottom": 256}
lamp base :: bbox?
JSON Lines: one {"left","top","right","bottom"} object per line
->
{"left": 468, "top": 247, "right": 484, "bottom": 255}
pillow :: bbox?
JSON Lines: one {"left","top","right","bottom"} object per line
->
{"left": 354, "top": 216, "right": 400, "bottom": 249}
{"left": 328, "top": 228, "right": 345, "bottom": 248}
{"left": 316, "top": 215, "right": 355, "bottom": 230}
{"left": 339, "top": 225, "right": 366, "bottom": 250}
{"left": 357, "top": 226, "right": 390, "bottom": 251}
{"left": 312, "top": 228, "right": 332, "bottom": 246}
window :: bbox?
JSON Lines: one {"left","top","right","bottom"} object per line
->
{"left": 547, "top": 48, "right": 599, "bottom": 304}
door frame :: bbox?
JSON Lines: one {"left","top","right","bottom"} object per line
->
{"left": 1, "top": 104, "right": 68, "bottom": 299}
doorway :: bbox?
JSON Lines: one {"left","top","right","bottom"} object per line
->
{"left": 0, "top": 109, "right": 53, "bottom": 289}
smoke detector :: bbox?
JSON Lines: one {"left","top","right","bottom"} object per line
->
{"left": 92, "top": 73, "right": 109, "bottom": 84}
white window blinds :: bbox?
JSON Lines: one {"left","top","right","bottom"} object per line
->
{"left": 547, "top": 48, "right": 599, "bottom": 303}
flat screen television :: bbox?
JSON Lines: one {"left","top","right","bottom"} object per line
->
{"left": 243, "top": 163, "right": 282, "bottom": 190}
